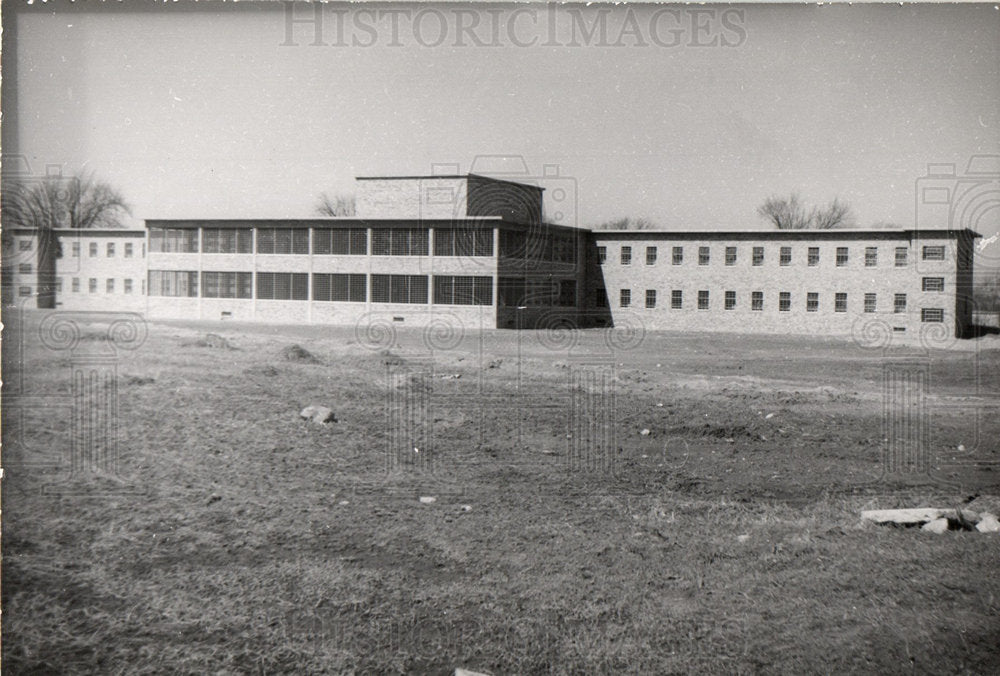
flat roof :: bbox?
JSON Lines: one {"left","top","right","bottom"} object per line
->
{"left": 6, "top": 228, "right": 146, "bottom": 237}
{"left": 354, "top": 173, "right": 545, "bottom": 191}
{"left": 589, "top": 228, "right": 982, "bottom": 239}
{"left": 143, "top": 218, "right": 584, "bottom": 233}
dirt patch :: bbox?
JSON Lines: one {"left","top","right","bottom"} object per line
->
{"left": 183, "top": 333, "right": 237, "bottom": 350}
{"left": 282, "top": 344, "right": 320, "bottom": 364}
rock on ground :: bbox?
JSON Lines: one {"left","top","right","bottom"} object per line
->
{"left": 299, "top": 405, "right": 336, "bottom": 424}
{"left": 922, "top": 518, "right": 950, "bottom": 534}
{"left": 976, "top": 513, "right": 1000, "bottom": 533}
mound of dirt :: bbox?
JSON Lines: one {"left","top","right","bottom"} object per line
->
{"left": 282, "top": 344, "right": 320, "bottom": 364}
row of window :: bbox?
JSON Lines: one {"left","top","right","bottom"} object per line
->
{"left": 148, "top": 227, "right": 499, "bottom": 257}
{"left": 67, "top": 241, "right": 144, "bottom": 258}
{"left": 603, "top": 244, "right": 947, "bottom": 267}
{"left": 146, "top": 270, "right": 498, "bottom": 305}
{"left": 61, "top": 277, "right": 144, "bottom": 294}
{"left": 611, "top": 289, "right": 942, "bottom": 319}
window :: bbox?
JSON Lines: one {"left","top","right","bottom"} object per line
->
{"left": 779, "top": 292, "right": 791, "bottom": 312}
{"left": 595, "top": 288, "right": 608, "bottom": 308}
{"left": 620, "top": 246, "right": 632, "bottom": 265}
{"left": 125, "top": 243, "right": 134, "bottom": 258}
{"left": 557, "top": 280, "right": 576, "bottom": 307}
{"left": 107, "top": 243, "right": 115, "bottom": 257}
{"left": 149, "top": 228, "right": 198, "bottom": 253}
{"left": 724, "top": 291, "right": 736, "bottom": 310}
{"left": 433, "top": 229, "right": 493, "bottom": 257}
{"left": 148, "top": 270, "right": 198, "bottom": 297}
{"left": 780, "top": 247, "right": 791, "bottom": 266}
{"left": 203, "top": 228, "right": 254, "bottom": 254}
{"left": 806, "top": 292, "right": 819, "bottom": 312}
{"left": 672, "top": 246, "right": 683, "bottom": 265}
{"left": 808, "top": 247, "right": 820, "bottom": 266}
{"left": 89, "top": 242, "right": 98, "bottom": 257}
{"left": 836, "top": 247, "right": 849, "bottom": 266}
{"left": 371, "top": 274, "right": 428, "bottom": 304}
{"left": 646, "top": 246, "right": 657, "bottom": 265}
{"left": 620, "top": 289, "right": 631, "bottom": 308}
{"left": 725, "top": 247, "right": 737, "bottom": 266}
{"left": 894, "top": 293, "right": 907, "bottom": 313}
{"left": 313, "top": 273, "right": 367, "bottom": 302}
{"left": 72, "top": 242, "right": 80, "bottom": 257}
{"left": 124, "top": 279, "right": 133, "bottom": 294}
{"left": 751, "top": 291, "right": 763, "bottom": 311}
{"left": 699, "top": 246, "right": 710, "bottom": 265}
{"left": 371, "top": 229, "right": 429, "bottom": 256}
{"left": 498, "top": 278, "right": 526, "bottom": 307}
{"left": 256, "top": 228, "right": 309, "bottom": 255}
{"left": 18, "top": 286, "right": 31, "bottom": 297}
{"left": 313, "top": 228, "right": 367, "bottom": 255}
{"left": 921, "top": 308, "right": 944, "bottom": 323}
{"left": 89, "top": 278, "right": 98, "bottom": 293}
{"left": 597, "top": 246, "right": 607, "bottom": 263}
{"left": 72, "top": 278, "right": 80, "bottom": 292}
{"left": 835, "top": 292, "right": 847, "bottom": 312}
{"left": 698, "top": 290, "right": 709, "bottom": 310}
{"left": 671, "top": 290, "right": 683, "bottom": 309}
{"left": 922, "top": 277, "right": 944, "bottom": 292}
{"left": 18, "top": 263, "right": 31, "bottom": 274}
{"left": 433, "top": 275, "right": 493, "bottom": 305}
{"left": 864, "top": 293, "right": 876, "bottom": 313}
{"left": 865, "top": 247, "right": 878, "bottom": 267}
{"left": 202, "top": 272, "right": 253, "bottom": 299}
{"left": 18, "top": 239, "right": 31, "bottom": 251}
{"left": 55, "top": 278, "right": 62, "bottom": 293}
{"left": 256, "top": 272, "right": 309, "bottom": 300}
{"left": 922, "top": 245, "right": 945, "bottom": 261}
{"left": 106, "top": 279, "right": 115, "bottom": 293}
{"left": 895, "top": 247, "right": 908, "bottom": 266}
{"left": 752, "top": 247, "right": 764, "bottom": 266}
{"left": 645, "top": 289, "right": 656, "bottom": 308}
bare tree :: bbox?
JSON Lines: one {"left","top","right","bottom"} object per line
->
{"left": 315, "top": 192, "right": 356, "bottom": 217}
{"left": 2, "top": 171, "right": 131, "bottom": 308}
{"left": 597, "top": 216, "right": 657, "bottom": 230}
{"left": 757, "top": 193, "right": 855, "bottom": 230}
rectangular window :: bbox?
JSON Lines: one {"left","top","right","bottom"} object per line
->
{"left": 149, "top": 228, "right": 198, "bottom": 253}
{"left": 432, "top": 229, "right": 493, "bottom": 257}
{"left": 203, "top": 228, "right": 254, "bottom": 254}
{"left": 698, "top": 290, "right": 709, "bottom": 310}
{"left": 18, "top": 263, "right": 31, "bottom": 274}
{"left": 498, "top": 278, "right": 526, "bottom": 307}
{"left": 148, "top": 270, "right": 198, "bottom": 297}
{"left": 645, "top": 289, "right": 656, "bottom": 308}
{"left": 597, "top": 246, "right": 607, "bottom": 263}
{"left": 922, "top": 245, "right": 945, "bottom": 261}
{"left": 313, "top": 228, "right": 367, "bottom": 255}
{"left": 672, "top": 246, "right": 683, "bottom": 265}
{"left": 620, "top": 246, "right": 632, "bottom": 265}
{"left": 125, "top": 243, "right": 134, "bottom": 258}
{"left": 895, "top": 247, "right": 908, "bottom": 266}
{"left": 106, "top": 279, "right": 115, "bottom": 293}
{"left": 72, "top": 242, "right": 80, "bottom": 257}
{"left": 806, "top": 292, "right": 819, "bottom": 312}
{"left": 865, "top": 247, "right": 878, "bottom": 267}
{"left": 89, "top": 278, "right": 97, "bottom": 293}
{"left": 18, "top": 239, "right": 32, "bottom": 251}
{"left": 671, "top": 289, "right": 683, "bottom": 309}
{"left": 55, "top": 278, "right": 63, "bottom": 293}
{"left": 595, "top": 288, "right": 608, "bottom": 308}
{"left": 779, "top": 292, "right": 791, "bottom": 312}
{"left": 256, "top": 228, "right": 309, "bottom": 255}
{"left": 921, "top": 308, "right": 944, "bottom": 323}
{"left": 620, "top": 289, "right": 631, "bottom": 307}
{"left": 894, "top": 293, "right": 907, "bottom": 313}
{"left": 72, "top": 278, "right": 80, "bottom": 292}
{"left": 124, "top": 279, "right": 133, "bottom": 294}
{"left": 835, "top": 292, "right": 847, "bottom": 312}
{"left": 808, "top": 247, "right": 820, "bottom": 266}
{"left": 864, "top": 293, "right": 877, "bottom": 313}
{"left": 202, "top": 271, "right": 253, "bottom": 299}
{"left": 836, "top": 247, "right": 849, "bottom": 266}
{"left": 780, "top": 247, "right": 791, "bottom": 266}
{"left": 256, "top": 272, "right": 309, "bottom": 300}
{"left": 370, "top": 229, "right": 428, "bottom": 256}
{"left": 724, "top": 291, "right": 736, "bottom": 310}
{"left": 313, "top": 273, "right": 367, "bottom": 302}
{"left": 752, "top": 247, "right": 764, "bottom": 266}
{"left": 433, "top": 275, "right": 493, "bottom": 306}
{"left": 370, "top": 274, "right": 428, "bottom": 304}
{"left": 751, "top": 291, "right": 763, "bottom": 311}
{"left": 107, "top": 243, "right": 115, "bottom": 257}
{"left": 725, "top": 246, "right": 737, "bottom": 266}
{"left": 922, "top": 277, "right": 945, "bottom": 292}
{"left": 698, "top": 246, "right": 710, "bottom": 266}
{"left": 89, "top": 242, "right": 98, "bottom": 257}
{"left": 646, "top": 246, "right": 657, "bottom": 265}
{"left": 18, "top": 286, "right": 31, "bottom": 297}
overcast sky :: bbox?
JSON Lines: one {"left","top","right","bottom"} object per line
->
{"left": 5, "top": 2, "right": 999, "bottom": 261}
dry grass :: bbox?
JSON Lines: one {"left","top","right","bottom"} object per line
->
{"left": 3, "top": 314, "right": 999, "bottom": 674}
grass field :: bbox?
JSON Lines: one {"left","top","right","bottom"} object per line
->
{"left": 3, "top": 311, "right": 1000, "bottom": 674}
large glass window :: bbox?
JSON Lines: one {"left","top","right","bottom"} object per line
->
{"left": 202, "top": 271, "right": 253, "bottom": 298}
{"left": 148, "top": 270, "right": 198, "bottom": 296}
{"left": 433, "top": 275, "right": 493, "bottom": 305}
{"left": 371, "top": 274, "right": 429, "bottom": 303}
{"left": 313, "top": 228, "right": 367, "bottom": 255}
{"left": 256, "top": 272, "right": 309, "bottom": 300}
{"left": 256, "top": 228, "right": 309, "bottom": 255}
{"left": 149, "top": 228, "right": 198, "bottom": 253}
{"left": 371, "top": 229, "right": 429, "bottom": 256}
{"left": 203, "top": 228, "right": 253, "bottom": 254}
{"left": 433, "top": 229, "right": 494, "bottom": 257}
{"left": 313, "top": 273, "right": 366, "bottom": 302}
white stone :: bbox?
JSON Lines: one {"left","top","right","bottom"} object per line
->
{"left": 640, "top": 428, "right": 651, "bottom": 436}
{"left": 300, "top": 405, "right": 336, "bottom": 424}
{"left": 455, "top": 669, "right": 491, "bottom": 676}
{"left": 921, "top": 518, "right": 949, "bottom": 534}
{"left": 861, "top": 508, "right": 946, "bottom": 525}
{"left": 419, "top": 496, "right": 436, "bottom": 504}
{"left": 976, "top": 513, "right": 1000, "bottom": 533}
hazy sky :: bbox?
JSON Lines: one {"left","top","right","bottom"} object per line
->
{"left": 5, "top": 2, "right": 999, "bottom": 254}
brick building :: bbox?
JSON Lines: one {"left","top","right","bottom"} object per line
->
{"left": 1, "top": 173, "right": 980, "bottom": 339}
